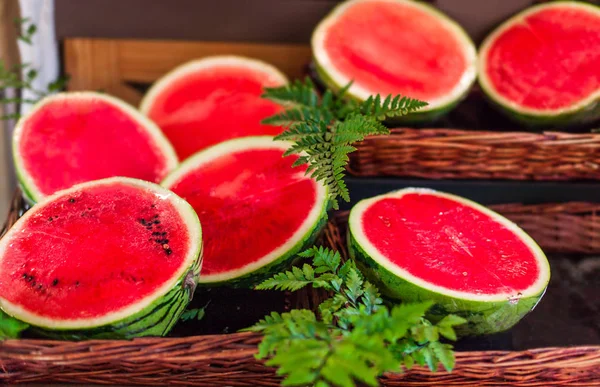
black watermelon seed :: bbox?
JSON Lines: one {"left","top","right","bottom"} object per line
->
{"left": 138, "top": 219, "right": 146, "bottom": 225}
{"left": 153, "top": 215, "right": 159, "bottom": 219}
{"left": 154, "top": 220, "right": 160, "bottom": 224}
{"left": 165, "top": 249, "right": 172, "bottom": 256}
{"left": 152, "top": 232, "right": 162, "bottom": 236}
{"left": 75, "top": 281, "right": 80, "bottom": 287}
{"left": 37, "top": 284, "right": 42, "bottom": 290}
{"left": 68, "top": 198, "right": 75, "bottom": 203}
{"left": 52, "top": 279, "right": 59, "bottom": 286}
{"left": 48, "top": 217, "right": 53, "bottom": 222}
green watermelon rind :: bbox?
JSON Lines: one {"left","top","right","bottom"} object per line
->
{"left": 311, "top": 0, "right": 478, "bottom": 123}
{"left": 347, "top": 188, "right": 551, "bottom": 336}
{"left": 139, "top": 55, "right": 289, "bottom": 116}
{"left": 162, "top": 136, "right": 330, "bottom": 289}
{"left": 202, "top": 201, "right": 330, "bottom": 289}
{"left": 478, "top": 1, "right": 600, "bottom": 128}
{"left": 0, "top": 177, "right": 203, "bottom": 340}
{"left": 12, "top": 92, "right": 179, "bottom": 204}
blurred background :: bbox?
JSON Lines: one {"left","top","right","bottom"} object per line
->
{"left": 0, "top": 0, "right": 568, "bottom": 221}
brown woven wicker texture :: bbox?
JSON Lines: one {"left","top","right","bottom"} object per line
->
{"left": 1, "top": 195, "right": 600, "bottom": 386}
{"left": 348, "top": 129, "right": 600, "bottom": 180}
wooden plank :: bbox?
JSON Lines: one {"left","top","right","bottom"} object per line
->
{"left": 117, "top": 40, "right": 312, "bottom": 83}
{"left": 64, "top": 38, "right": 312, "bottom": 105}
{"left": 64, "top": 39, "right": 144, "bottom": 105}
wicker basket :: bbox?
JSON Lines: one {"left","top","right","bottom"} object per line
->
{"left": 348, "top": 129, "right": 600, "bottom": 181}
{"left": 1, "top": 191, "right": 599, "bottom": 386}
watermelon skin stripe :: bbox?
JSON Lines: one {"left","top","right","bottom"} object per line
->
{"left": 479, "top": 78, "right": 600, "bottom": 128}
{"left": 313, "top": 61, "right": 467, "bottom": 124}
{"left": 31, "top": 266, "right": 197, "bottom": 340}
{"left": 477, "top": 1, "right": 600, "bottom": 128}
{"left": 200, "top": 198, "right": 330, "bottom": 289}
{"left": 311, "top": 0, "right": 477, "bottom": 123}
{"left": 34, "top": 244, "right": 202, "bottom": 340}
{"left": 347, "top": 230, "right": 546, "bottom": 336}
{"left": 0, "top": 178, "right": 203, "bottom": 340}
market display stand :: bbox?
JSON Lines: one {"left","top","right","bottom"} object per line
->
{"left": 0, "top": 0, "right": 597, "bottom": 385}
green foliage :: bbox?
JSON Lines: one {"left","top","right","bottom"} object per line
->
{"left": 0, "top": 18, "right": 70, "bottom": 120}
{"left": 262, "top": 77, "right": 427, "bottom": 209}
{"left": 0, "top": 310, "right": 28, "bottom": 340}
{"left": 180, "top": 302, "right": 210, "bottom": 322}
{"left": 246, "top": 247, "right": 466, "bottom": 387}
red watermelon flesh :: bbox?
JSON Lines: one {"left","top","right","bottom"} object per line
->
{"left": 13, "top": 93, "right": 178, "bottom": 202}
{"left": 483, "top": 4, "right": 600, "bottom": 110}
{"left": 0, "top": 178, "right": 198, "bottom": 323}
{"left": 162, "top": 137, "right": 328, "bottom": 284}
{"left": 361, "top": 193, "right": 540, "bottom": 295}
{"left": 313, "top": 0, "right": 476, "bottom": 108}
{"left": 141, "top": 57, "right": 288, "bottom": 160}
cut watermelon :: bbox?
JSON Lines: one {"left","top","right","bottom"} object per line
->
{"left": 312, "top": 0, "right": 477, "bottom": 121}
{"left": 140, "top": 56, "right": 288, "bottom": 160}
{"left": 162, "top": 136, "right": 329, "bottom": 287}
{"left": 479, "top": 2, "right": 600, "bottom": 127}
{"left": 12, "top": 92, "right": 178, "bottom": 204}
{"left": 0, "top": 177, "right": 202, "bottom": 339}
{"left": 348, "top": 188, "right": 550, "bottom": 336}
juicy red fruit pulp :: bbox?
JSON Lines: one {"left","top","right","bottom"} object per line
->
{"left": 145, "top": 65, "right": 286, "bottom": 160}
{"left": 323, "top": 0, "right": 469, "bottom": 101}
{"left": 167, "top": 148, "right": 317, "bottom": 278}
{"left": 362, "top": 193, "right": 540, "bottom": 295}
{"left": 485, "top": 6, "right": 600, "bottom": 110}
{"left": 19, "top": 97, "right": 172, "bottom": 198}
{"left": 0, "top": 183, "right": 191, "bottom": 320}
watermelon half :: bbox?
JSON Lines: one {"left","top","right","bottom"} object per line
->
{"left": 348, "top": 188, "right": 551, "bottom": 336}
{"left": 12, "top": 92, "right": 178, "bottom": 204}
{"left": 140, "top": 56, "right": 288, "bottom": 160}
{"left": 311, "top": 0, "right": 477, "bottom": 122}
{"left": 0, "top": 177, "right": 202, "bottom": 339}
{"left": 479, "top": 1, "right": 600, "bottom": 127}
{"left": 162, "top": 136, "right": 329, "bottom": 287}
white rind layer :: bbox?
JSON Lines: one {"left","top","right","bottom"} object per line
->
{"left": 12, "top": 92, "right": 179, "bottom": 203}
{"left": 312, "top": 0, "right": 477, "bottom": 110}
{"left": 162, "top": 136, "right": 329, "bottom": 283}
{"left": 0, "top": 177, "right": 202, "bottom": 329}
{"left": 348, "top": 187, "right": 551, "bottom": 303}
{"left": 478, "top": 1, "right": 600, "bottom": 116}
{"left": 139, "top": 55, "right": 289, "bottom": 114}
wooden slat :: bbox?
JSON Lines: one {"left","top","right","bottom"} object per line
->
{"left": 117, "top": 40, "right": 311, "bottom": 84}
{"left": 64, "top": 38, "right": 312, "bottom": 105}
{"left": 65, "top": 39, "right": 143, "bottom": 105}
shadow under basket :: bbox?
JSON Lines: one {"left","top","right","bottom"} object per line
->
{"left": 0, "top": 190, "right": 599, "bottom": 386}
{"left": 349, "top": 129, "right": 600, "bottom": 181}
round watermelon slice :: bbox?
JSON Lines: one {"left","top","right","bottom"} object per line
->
{"left": 312, "top": 0, "right": 477, "bottom": 122}
{"left": 162, "top": 136, "right": 329, "bottom": 287}
{"left": 479, "top": 2, "right": 600, "bottom": 127}
{"left": 0, "top": 177, "right": 202, "bottom": 339}
{"left": 348, "top": 188, "right": 550, "bottom": 336}
{"left": 140, "top": 56, "right": 288, "bottom": 160}
{"left": 12, "top": 92, "right": 178, "bottom": 204}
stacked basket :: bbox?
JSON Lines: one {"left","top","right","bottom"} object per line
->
{"left": 1, "top": 0, "right": 599, "bottom": 386}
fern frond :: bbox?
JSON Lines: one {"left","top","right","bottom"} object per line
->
{"left": 357, "top": 94, "right": 428, "bottom": 120}
{"left": 262, "top": 77, "right": 320, "bottom": 108}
